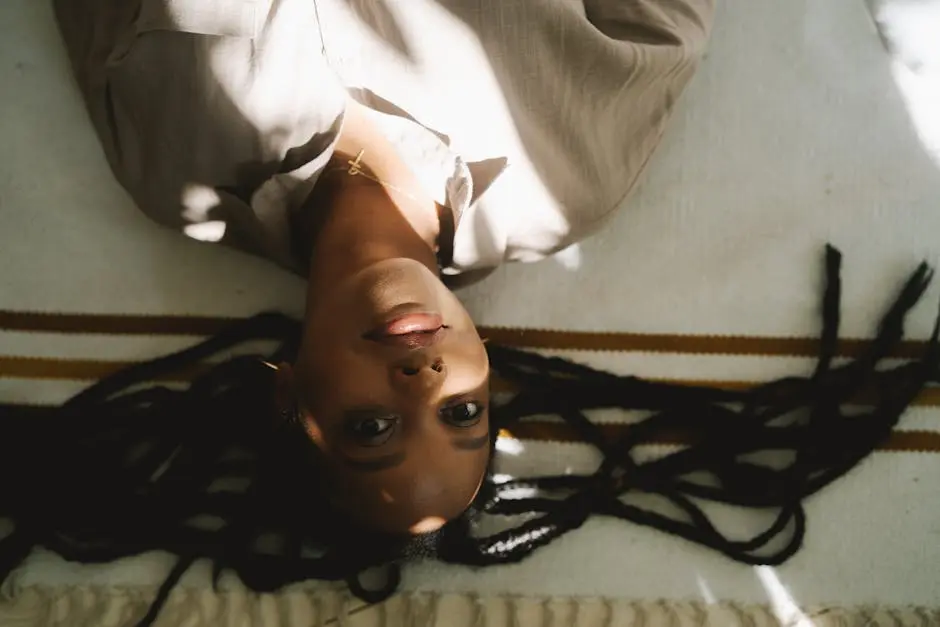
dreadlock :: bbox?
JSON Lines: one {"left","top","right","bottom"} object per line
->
{"left": 1, "top": 245, "right": 938, "bottom": 626}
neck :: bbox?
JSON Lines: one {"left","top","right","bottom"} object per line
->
{"left": 297, "top": 99, "right": 447, "bottom": 291}
{"left": 299, "top": 100, "right": 449, "bottom": 279}
{"left": 305, "top": 153, "right": 442, "bottom": 294}
{"left": 333, "top": 100, "right": 442, "bottom": 243}
{"left": 324, "top": 148, "right": 442, "bottom": 249}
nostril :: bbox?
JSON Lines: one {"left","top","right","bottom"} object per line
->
{"left": 430, "top": 360, "right": 444, "bottom": 373}
{"left": 402, "top": 366, "right": 419, "bottom": 376}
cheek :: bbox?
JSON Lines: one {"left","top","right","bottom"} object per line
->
{"left": 407, "top": 473, "right": 447, "bottom": 505}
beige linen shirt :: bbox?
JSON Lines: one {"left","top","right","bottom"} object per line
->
{"left": 54, "top": 0, "right": 714, "bottom": 284}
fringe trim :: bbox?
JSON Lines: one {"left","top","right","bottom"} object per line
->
{"left": 2, "top": 584, "right": 939, "bottom": 626}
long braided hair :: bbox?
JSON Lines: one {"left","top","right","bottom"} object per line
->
{"left": 2, "top": 245, "right": 938, "bottom": 626}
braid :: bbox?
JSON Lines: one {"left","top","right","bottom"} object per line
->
{"left": 2, "top": 245, "right": 938, "bottom": 625}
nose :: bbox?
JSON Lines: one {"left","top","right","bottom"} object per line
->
{"left": 392, "top": 357, "right": 445, "bottom": 390}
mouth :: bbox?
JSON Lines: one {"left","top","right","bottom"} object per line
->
{"left": 366, "top": 328, "right": 446, "bottom": 349}
{"left": 364, "top": 312, "right": 446, "bottom": 349}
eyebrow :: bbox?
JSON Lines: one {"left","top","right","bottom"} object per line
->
{"left": 452, "top": 434, "right": 490, "bottom": 451}
{"left": 342, "top": 430, "right": 491, "bottom": 472}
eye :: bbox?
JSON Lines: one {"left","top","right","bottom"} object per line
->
{"left": 345, "top": 416, "right": 397, "bottom": 446}
{"left": 440, "top": 401, "right": 484, "bottom": 428}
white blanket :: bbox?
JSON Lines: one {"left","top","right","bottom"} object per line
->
{"left": 2, "top": 0, "right": 940, "bottom": 625}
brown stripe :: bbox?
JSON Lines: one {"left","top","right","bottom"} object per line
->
{"left": 0, "top": 310, "right": 933, "bottom": 358}
{"left": 0, "top": 310, "right": 235, "bottom": 337}
{"left": 5, "top": 356, "right": 940, "bottom": 409}
{"left": 479, "top": 327, "right": 929, "bottom": 358}
{"left": 503, "top": 423, "right": 940, "bottom": 452}
{"left": 0, "top": 357, "right": 210, "bottom": 382}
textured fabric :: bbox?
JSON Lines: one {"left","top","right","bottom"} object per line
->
{"left": 52, "top": 0, "right": 714, "bottom": 280}
{"left": 4, "top": 586, "right": 939, "bottom": 627}
{"left": 53, "top": 0, "right": 347, "bottom": 270}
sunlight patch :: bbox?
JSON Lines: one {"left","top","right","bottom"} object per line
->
{"left": 696, "top": 574, "right": 717, "bottom": 604}
{"left": 180, "top": 184, "right": 221, "bottom": 222}
{"left": 755, "top": 566, "right": 815, "bottom": 627}
{"left": 183, "top": 221, "right": 227, "bottom": 243}
{"left": 552, "top": 243, "right": 583, "bottom": 271}
{"left": 873, "top": 0, "right": 940, "bottom": 166}
{"left": 495, "top": 431, "right": 525, "bottom": 456}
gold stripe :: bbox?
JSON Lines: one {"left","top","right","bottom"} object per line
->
{"left": 0, "top": 310, "right": 933, "bottom": 358}
{"left": 5, "top": 356, "right": 940, "bottom": 408}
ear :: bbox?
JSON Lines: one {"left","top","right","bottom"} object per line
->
{"left": 273, "top": 361, "right": 295, "bottom": 420}
{"left": 274, "top": 361, "right": 328, "bottom": 446}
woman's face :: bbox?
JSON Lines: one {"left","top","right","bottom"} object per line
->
{"left": 288, "top": 258, "right": 491, "bottom": 534}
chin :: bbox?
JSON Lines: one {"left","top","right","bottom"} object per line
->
{"left": 353, "top": 261, "right": 449, "bottom": 313}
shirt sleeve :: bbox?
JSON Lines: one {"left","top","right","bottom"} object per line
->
{"left": 54, "top": 0, "right": 348, "bottom": 274}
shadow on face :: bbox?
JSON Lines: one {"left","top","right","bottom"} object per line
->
{"left": 281, "top": 258, "right": 491, "bottom": 535}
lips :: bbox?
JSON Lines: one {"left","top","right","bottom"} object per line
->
{"left": 380, "top": 313, "right": 443, "bottom": 335}
{"left": 365, "top": 313, "right": 445, "bottom": 349}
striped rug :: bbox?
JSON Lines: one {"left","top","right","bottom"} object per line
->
{"left": 3, "top": 309, "right": 940, "bottom": 627}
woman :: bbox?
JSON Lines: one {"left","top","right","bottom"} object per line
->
{"left": 7, "top": 0, "right": 936, "bottom": 624}
{"left": 51, "top": 0, "right": 714, "bottom": 536}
